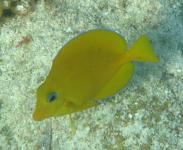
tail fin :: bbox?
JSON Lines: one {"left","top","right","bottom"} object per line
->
{"left": 126, "top": 35, "right": 159, "bottom": 63}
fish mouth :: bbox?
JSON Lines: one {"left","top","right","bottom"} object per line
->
{"left": 32, "top": 111, "right": 42, "bottom": 121}
{"left": 32, "top": 109, "right": 47, "bottom": 121}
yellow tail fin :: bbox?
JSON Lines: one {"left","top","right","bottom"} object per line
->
{"left": 126, "top": 35, "right": 159, "bottom": 63}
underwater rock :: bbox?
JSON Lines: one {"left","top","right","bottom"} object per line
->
{"left": 0, "top": 0, "right": 37, "bottom": 18}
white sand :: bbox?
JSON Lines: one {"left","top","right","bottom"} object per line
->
{"left": 0, "top": 0, "right": 183, "bottom": 149}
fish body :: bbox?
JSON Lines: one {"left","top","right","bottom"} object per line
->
{"left": 33, "top": 29, "right": 159, "bottom": 121}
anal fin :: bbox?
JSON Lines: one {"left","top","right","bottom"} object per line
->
{"left": 95, "top": 63, "right": 134, "bottom": 99}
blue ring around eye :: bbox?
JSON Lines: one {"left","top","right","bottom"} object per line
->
{"left": 48, "top": 92, "right": 57, "bottom": 102}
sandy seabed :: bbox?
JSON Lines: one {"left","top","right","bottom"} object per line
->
{"left": 0, "top": 0, "right": 183, "bottom": 149}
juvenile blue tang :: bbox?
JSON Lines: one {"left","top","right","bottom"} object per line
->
{"left": 33, "top": 29, "right": 159, "bottom": 121}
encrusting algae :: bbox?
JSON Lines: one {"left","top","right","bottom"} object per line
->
{"left": 33, "top": 29, "right": 159, "bottom": 121}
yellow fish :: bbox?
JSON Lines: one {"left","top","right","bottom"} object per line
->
{"left": 33, "top": 29, "right": 159, "bottom": 121}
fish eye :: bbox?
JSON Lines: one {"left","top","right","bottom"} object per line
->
{"left": 47, "top": 92, "right": 57, "bottom": 102}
